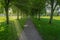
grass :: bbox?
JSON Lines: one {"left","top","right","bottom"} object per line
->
{"left": 0, "top": 16, "right": 26, "bottom": 40}
{"left": 0, "top": 17, "right": 6, "bottom": 22}
{"left": 0, "top": 22, "right": 18, "bottom": 40}
{"left": 13, "top": 18, "right": 27, "bottom": 37}
{"left": 18, "top": 18, "right": 27, "bottom": 29}
{"left": 32, "top": 16, "right": 60, "bottom": 40}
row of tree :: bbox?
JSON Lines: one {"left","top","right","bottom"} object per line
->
{"left": 0, "top": 0, "right": 60, "bottom": 25}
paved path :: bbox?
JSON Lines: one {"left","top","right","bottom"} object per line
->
{"left": 19, "top": 19, "right": 43, "bottom": 40}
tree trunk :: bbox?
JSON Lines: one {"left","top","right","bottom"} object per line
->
{"left": 38, "top": 11, "right": 40, "bottom": 20}
{"left": 57, "top": 13, "right": 59, "bottom": 16}
{"left": 5, "top": 7, "right": 9, "bottom": 24}
{"left": 5, "top": 0, "right": 9, "bottom": 24}
{"left": 49, "top": 3, "right": 54, "bottom": 24}
{"left": 49, "top": 0, "right": 58, "bottom": 24}
{"left": 36, "top": 14, "right": 37, "bottom": 19}
{"left": 21, "top": 12, "right": 23, "bottom": 19}
{"left": 17, "top": 11, "right": 19, "bottom": 20}
{"left": 45, "top": 10, "right": 47, "bottom": 16}
{"left": 49, "top": 10, "right": 54, "bottom": 24}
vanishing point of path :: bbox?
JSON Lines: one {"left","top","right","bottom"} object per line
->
{"left": 19, "top": 19, "right": 43, "bottom": 40}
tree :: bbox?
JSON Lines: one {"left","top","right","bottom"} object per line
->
{"left": 30, "top": 0, "right": 46, "bottom": 20}
{"left": 4, "top": 0, "right": 10, "bottom": 24}
{"left": 48, "top": 0, "right": 58, "bottom": 24}
{"left": 0, "top": 3, "right": 4, "bottom": 14}
{"left": 0, "top": 0, "right": 10, "bottom": 24}
{"left": 11, "top": 5, "right": 20, "bottom": 20}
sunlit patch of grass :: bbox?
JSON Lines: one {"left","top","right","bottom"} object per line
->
{"left": 0, "top": 16, "right": 21, "bottom": 22}
{"left": 53, "top": 16, "right": 60, "bottom": 20}
{"left": 0, "top": 17, "right": 6, "bottom": 22}
{"left": 41, "top": 16, "right": 50, "bottom": 19}
{"left": 41, "top": 16, "right": 60, "bottom": 20}
{"left": 9, "top": 16, "right": 21, "bottom": 21}
{"left": 9, "top": 16, "right": 17, "bottom": 21}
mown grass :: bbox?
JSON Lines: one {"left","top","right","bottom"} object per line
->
{"left": 32, "top": 16, "right": 60, "bottom": 40}
{"left": 0, "top": 16, "right": 26, "bottom": 40}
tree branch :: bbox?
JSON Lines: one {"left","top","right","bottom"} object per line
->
{"left": 53, "top": 2, "right": 58, "bottom": 12}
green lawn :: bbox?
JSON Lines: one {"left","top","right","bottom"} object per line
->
{"left": 0, "top": 22, "right": 18, "bottom": 40}
{"left": 0, "top": 16, "right": 26, "bottom": 40}
{"left": 32, "top": 16, "right": 60, "bottom": 40}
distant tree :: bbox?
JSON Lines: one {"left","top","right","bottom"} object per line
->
{"left": 0, "top": 3, "right": 4, "bottom": 14}
{"left": 30, "top": 0, "right": 46, "bottom": 20}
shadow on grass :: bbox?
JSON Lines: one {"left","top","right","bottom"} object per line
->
{"left": 0, "top": 21, "right": 18, "bottom": 40}
{"left": 33, "top": 18, "right": 60, "bottom": 40}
